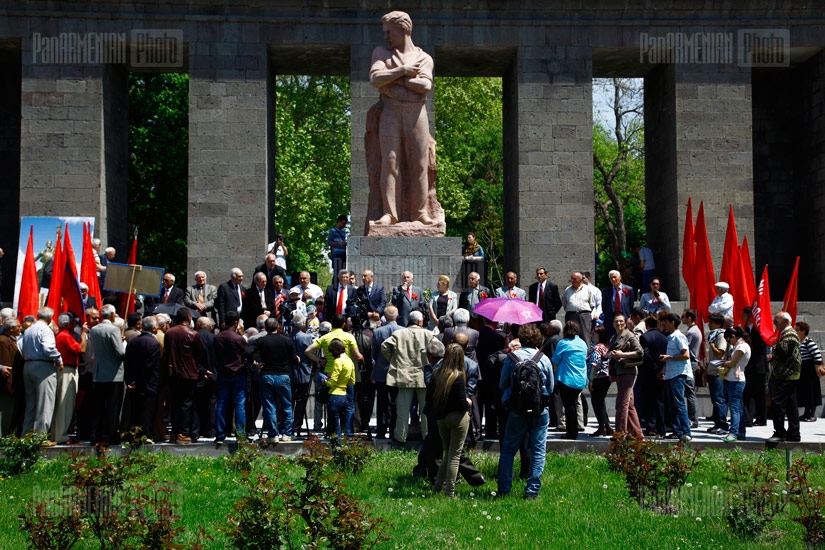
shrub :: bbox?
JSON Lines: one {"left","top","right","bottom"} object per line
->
{"left": 724, "top": 456, "right": 787, "bottom": 539}
{"left": 605, "top": 436, "right": 700, "bottom": 513}
{"left": 224, "top": 436, "right": 390, "bottom": 550}
{"left": 788, "top": 458, "right": 825, "bottom": 546}
{"left": 20, "top": 450, "right": 181, "bottom": 550}
{"left": 0, "top": 432, "right": 48, "bottom": 476}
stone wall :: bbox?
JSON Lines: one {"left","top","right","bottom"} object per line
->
{"left": 0, "top": 47, "right": 21, "bottom": 302}
{"left": 0, "top": 1, "right": 824, "bottom": 308}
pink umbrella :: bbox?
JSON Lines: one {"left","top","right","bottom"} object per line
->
{"left": 472, "top": 296, "right": 543, "bottom": 325}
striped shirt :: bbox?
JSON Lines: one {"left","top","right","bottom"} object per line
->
{"left": 801, "top": 337, "right": 823, "bottom": 364}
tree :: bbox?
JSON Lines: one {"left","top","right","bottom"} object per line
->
{"left": 434, "top": 77, "right": 504, "bottom": 286}
{"left": 274, "top": 75, "right": 350, "bottom": 285}
{"left": 128, "top": 73, "right": 189, "bottom": 279}
{"left": 593, "top": 78, "right": 645, "bottom": 286}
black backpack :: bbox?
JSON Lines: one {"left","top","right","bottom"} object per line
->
{"left": 506, "top": 350, "right": 546, "bottom": 417}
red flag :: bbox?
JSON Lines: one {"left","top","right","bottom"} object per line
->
{"left": 46, "top": 226, "right": 64, "bottom": 312}
{"left": 740, "top": 235, "right": 756, "bottom": 307}
{"left": 80, "top": 222, "right": 102, "bottom": 311}
{"left": 729, "top": 241, "right": 749, "bottom": 323}
{"left": 692, "top": 202, "right": 716, "bottom": 320}
{"left": 782, "top": 256, "right": 800, "bottom": 326}
{"left": 17, "top": 226, "right": 40, "bottom": 319}
{"left": 119, "top": 232, "right": 138, "bottom": 317}
{"left": 754, "top": 265, "right": 777, "bottom": 346}
{"left": 59, "top": 225, "right": 85, "bottom": 324}
{"left": 719, "top": 205, "right": 738, "bottom": 286}
{"left": 681, "top": 198, "right": 696, "bottom": 307}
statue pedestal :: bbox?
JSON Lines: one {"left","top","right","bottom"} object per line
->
{"left": 348, "top": 236, "right": 463, "bottom": 292}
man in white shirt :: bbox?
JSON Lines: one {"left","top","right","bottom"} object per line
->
{"left": 708, "top": 281, "right": 734, "bottom": 317}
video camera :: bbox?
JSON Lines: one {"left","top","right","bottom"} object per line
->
{"left": 347, "top": 287, "right": 372, "bottom": 330}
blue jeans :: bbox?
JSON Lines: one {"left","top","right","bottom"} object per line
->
{"left": 260, "top": 373, "right": 293, "bottom": 438}
{"left": 345, "top": 385, "right": 355, "bottom": 435}
{"left": 724, "top": 379, "right": 746, "bottom": 438}
{"left": 707, "top": 374, "right": 727, "bottom": 430}
{"left": 665, "top": 375, "right": 691, "bottom": 437}
{"left": 497, "top": 409, "right": 549, "bottom": 498}
{"left": 215, "top": 375, "right": 247, "bottom": 440}
{"left": 328, "top": 394, "right": 349, "bottom": 437}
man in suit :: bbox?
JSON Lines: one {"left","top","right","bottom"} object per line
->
{"left": 442, "top": 308, "right": 479, "bottom": 362}
{"left": 253, "top": 253, "right": 288, "bottom": 292}
{"left": 146, "top": 273, "right": 185, "bottom": 314}
{"left": 242, "top": 272, "right": 274, "bottom": 330}
{"left": 88, "top": 304, "right": 126, "bottom": 445}
{"left": 358, "top": 269, "right": 386, "bottom": 323}
{"left": 602, "top": 270, "right": 634, "bottom": 339}
{"left": 458, "top": 271, "right": 490, "bottom": 320}
{"left": 216, "top": 268, "right": 246, "bottom": 328}
{"left": 495, "top": 272, "right": 527, "bottom": 300}
{"left": 371, "top": 305, "right": 403, "bottom": 439}
{"left": 324, "top": 269, "right": 358, "bottom": 319}
{"left": 184, "top": 271, "right": 218, "bottom": 320}
{"left": 390, "top": 271, "right": 423, "bottom": 328}
{"left": 528, "top": 267, "right": 562, "bottom": 322}
{"left": 123, "top": 318, "right": 162, "bottom": 443}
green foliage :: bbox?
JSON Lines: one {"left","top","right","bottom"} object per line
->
{"left": 275, "top": 75, "right": 351, "bottom": 277}
{"left": 329, "top": 435, "right": 376, "bottom": 474}
{"left": 435, "top": 77, "right": 504, "bottom": 284}
{"left": 224, "top": 438, "right": 264, "bottom": 474}
{"left": 724, "top": 455, "right": 788, "bottom": 539}
{"left": 788, "top": 458, "right": 825, "bottom": 545}
{"left": 0, "top": 432, "right": 48, "bottom": 476}
{"left": 128, "top": 73, "right": 189, "bottom": 279}
{"left": 224, "top": 436, "right": 389, "bottom": 550}
{"left": 21, "top": 449, "right": 181, "bottom": 550}
{"left": 605, "top": 436, "right": 700, "bottom": 513}
{"left": 593, "top": 78, "right": 645, "bottom": 286}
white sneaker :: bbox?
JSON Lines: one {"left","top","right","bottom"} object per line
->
{"left": 280, "top": 435, "right": 293, "bottom": 442}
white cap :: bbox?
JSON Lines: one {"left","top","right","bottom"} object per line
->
{"left": 715, "top": 281, "right": 730, "bottom": 290}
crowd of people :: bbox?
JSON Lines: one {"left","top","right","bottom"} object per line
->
{"left": 0, "top": 250, "right": 820, "bottom": 501}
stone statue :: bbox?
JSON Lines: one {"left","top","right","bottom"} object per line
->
{"left": 365, "top": 11, "right": 445, "bottom": 236}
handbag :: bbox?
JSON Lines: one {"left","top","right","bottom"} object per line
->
{"left": 315, "top": 384, "right": 330, "bottom": 405}
{"left": 717, "top": 364, "right": 731, "bottom": 379}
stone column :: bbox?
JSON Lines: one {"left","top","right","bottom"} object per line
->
{"left": 647, "top": 63, "right": 753, "bottom": 301}
{"left": 187, "top": 31, "right": 268, "bottom": 283}
{"left": 20, "top": 61, "right": 129, "bottom": 251}
{"left": 504, "top": 44, "right": 593, "bottom": 286}
{"left": 0, "top": 50, "right": 21, "bottom": 301}
{"left": 350, "top": 42, "right": 372, "bottom": 237}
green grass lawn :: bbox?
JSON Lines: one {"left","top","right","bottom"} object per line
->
{"left": 1, "top": 446, "right": 822, "bottom": 549}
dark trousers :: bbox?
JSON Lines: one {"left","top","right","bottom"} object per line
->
{"left": 557, "top": 381, "right": 582, "bottom": 439}
{"left": 354, "top": 379, "right": 375, "bottom": 434}
{"left": 744, "top": 371, "right": 767, "bottom": 425}
{"left": 73, "top": 372, "right": 94, "bottom": 440}
{"left": 771, "top": 378, "right": 800, "bottom": 440}
{"left": 124, "top": 390, "right": 157, "bottom": 442}
{"left": 192, "top": 380, "right": 216, "bottom": 439}
{"left": 170, "top": 378, "right": 196, "bottom": 437}
{"left": 89, "top": 381, "right": 124, "bottom": 444}
{"left": 479, "top": 368, "right": 504, "bottom": 439}
{"left": 590, "top": 376, "right": 611, "bottom": 427}
{"left": 374, "top": 382, "right": 397, "bottom": 438}
{"left": 638, "top": 372, "right": 667, "bottom": 435}
{"left": 292, "top": 381, "right": 312, "bottom": 433}
{"left": 564, "top": 311, "right": 592, "bottom": 349}
{"left": 245, "top": 378, "right": 262, "bottom": 436}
